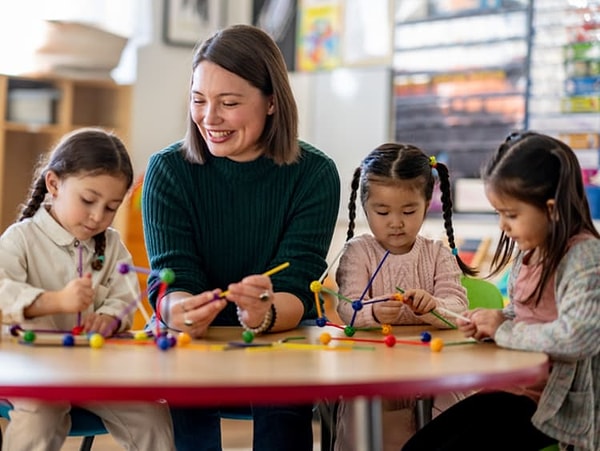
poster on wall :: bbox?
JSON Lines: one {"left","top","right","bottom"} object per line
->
{"left": 253, "top": 0, "right": 298, "bottom": 71}
{"left": 162, "top": 0, "right": 225, "bottom": 47}
{"left": 296, "top": 0, "right": 342, "bottom": 72}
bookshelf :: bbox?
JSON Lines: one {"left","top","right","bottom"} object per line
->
{"left": 0, "top": 74, "right": 132, "bottom": 234}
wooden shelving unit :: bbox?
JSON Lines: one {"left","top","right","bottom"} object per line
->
{"left": 0, "top": 74, "right": 132, "bottom": 233}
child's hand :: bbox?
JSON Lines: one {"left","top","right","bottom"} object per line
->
{"left": 459, "top": 308, "right": 505, "bottom": 341}
{"left": 372, "top": 295, "right": 405, "bottom": 324}
{"left": 403, "top": 289, "right": 436, "bottom": 314}
{"left": 83, "top": 313, "right": 118, "bottom": 336}
{"left": 58, "top": 274, "right": 94, "bottom": 313}
{"left": 456, "top": 310, "right": 478, "bottom": 337}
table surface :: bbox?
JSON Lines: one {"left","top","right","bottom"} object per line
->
{"left": 0, "top": 325, "right": 548, "bottom": 406}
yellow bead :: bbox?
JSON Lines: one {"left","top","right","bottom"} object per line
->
{"left": 381, "top": 324, "right": 392, "bottom": 335}
{"left": 134, "top": 331, "right": 148, "bottom": 340}
{"left": 310, "top": 280, "right": 322, "bottom": 293}
{"left": 89, "top": 333, "right": 105, "bottom": 349}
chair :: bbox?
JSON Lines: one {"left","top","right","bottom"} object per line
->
{"left": 0, "top": 400, "right": 108, "bottom": 451}
{"left": 461, "top": 275, "right": 504, "bottom": 309}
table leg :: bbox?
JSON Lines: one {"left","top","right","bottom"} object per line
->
{"left": 415, "top": 396, "right": 433, "bottom": 430}
{"left": 353, "top": 396, "right": 383, "bottom": 451}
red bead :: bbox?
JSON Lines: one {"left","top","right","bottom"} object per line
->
{"left": 384, "top": 335, "right": 396, "bottom": 347}
{"left": 72, "top": 326, "right": 84, "bottom": 336}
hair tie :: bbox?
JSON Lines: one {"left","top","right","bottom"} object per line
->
{"left": 429, "top": 156, "right": 437, "bottom": 168}
{"left": 451, "top": 248, "right": 458, "bottom": 256}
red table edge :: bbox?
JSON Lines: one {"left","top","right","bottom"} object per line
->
{"left": 0, "top": 359, "right": 548, "bottom": 405}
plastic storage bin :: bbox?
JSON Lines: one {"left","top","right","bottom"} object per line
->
{"left": 7, "top": 88, "right": 60, "bottom": 124}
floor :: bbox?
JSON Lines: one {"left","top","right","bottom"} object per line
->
{"left": 1, "top": 417, "right": 322, "bottom": 450}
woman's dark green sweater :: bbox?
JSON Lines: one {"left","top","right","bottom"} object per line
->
{"left": 142, "top": 140, "right": 340, "bottom": 325}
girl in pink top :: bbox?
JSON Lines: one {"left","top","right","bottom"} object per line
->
{"left": 334, "top": 143, "right": 476, "bottom": 450}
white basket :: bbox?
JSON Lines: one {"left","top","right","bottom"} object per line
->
{"left": 33, "top": 20, "right": 128, "bottom": 75}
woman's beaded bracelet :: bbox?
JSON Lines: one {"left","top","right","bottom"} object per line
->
{"left": 236, "top": 304, "right": 276, "bottom": 335}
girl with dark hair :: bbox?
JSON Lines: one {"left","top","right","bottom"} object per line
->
{"left": 335, "top": 142, "right": 475, "bottom": 450}
{"left": 0, "top": 127, "right": 174, "bottom": 450}
{"left": 403, "top": 132, "right": 600, "bottom": 451}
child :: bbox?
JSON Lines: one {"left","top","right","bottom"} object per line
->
{"left": 335, "top": 142, "right": 476, "bottom": 450}
{"left": 402, "top": 132, "right": 600, "bottom": 451}
{"left": 0, "top": 128, "right": 174, "bottom": 451}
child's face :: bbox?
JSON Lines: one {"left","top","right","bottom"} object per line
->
{"left": 485, "top": 187, "right": 552, "bottom": 253}
{"left": 363, "top": 182, "right": 429, "bottom": 254}
{"left": 46, "top": 172, "right": 128, "bottom": 241}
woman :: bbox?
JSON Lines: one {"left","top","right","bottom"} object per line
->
{"left": 142, "top": 24, "right": 340, "bottom": 451}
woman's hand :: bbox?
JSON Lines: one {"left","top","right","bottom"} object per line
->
{"left": 167, "top": 290, "right": 227, "bottom": 338}
{"left": 224, "top": 274, "right": 273, "bottom": 328}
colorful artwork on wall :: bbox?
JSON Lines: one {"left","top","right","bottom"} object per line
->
{"left": 296, "top": 0, "right": 342, "bottom": 71}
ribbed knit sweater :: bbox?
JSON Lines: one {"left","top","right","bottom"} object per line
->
{"left": 142, "top": 140, "right": 340, "bottom": 325}
{"left": 336, "top": 234, "right": 468, "bottom": 328}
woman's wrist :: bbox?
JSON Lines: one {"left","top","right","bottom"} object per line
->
{"left": 236, "top": 304, "right": 276, "bottom": 335}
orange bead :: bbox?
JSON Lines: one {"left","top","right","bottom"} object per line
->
{"left": 429, "top": 337, "right": 444, "bottom": 352}
{"left": 381, "top": 324, "right": 392, "bottom": 335}
{"left": 177, "top": 332, "right": 192, "bottom": 346}
{"left": 392, "top": 293, "right": 404, "bottom": 302}
{"left": 319, "top": 332, "right": 332, "bottom": 345}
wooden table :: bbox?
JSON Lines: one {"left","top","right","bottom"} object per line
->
{"left": 0, "top": 325, "right": 548, "bottom": 450}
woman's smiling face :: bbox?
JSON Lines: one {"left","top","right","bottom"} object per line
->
{"left": 190, "top": 61, "right": 274, "bottom": 162}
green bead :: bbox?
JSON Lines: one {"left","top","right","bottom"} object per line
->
{"left": 23, "top": 330, "right": 36, "bottom": 343}
{"left": 159, "top": 268, "right": 175, "bottom": 284}
{"left": 242, "top": 330, "right": 254, "bottom": 343}
{"left": 344, "top": 326, "right": 356, "bottom": 337}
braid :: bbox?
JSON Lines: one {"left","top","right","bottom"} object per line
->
{"left": 436, "top": 163, "right": 477, "bottom": 276}
{"left": 19, "top": 175, "right": 48, "bottom": 221}
{"left": 91, "top": 232, "right": 106, "bottom": 270}
{"left": 347, "top": 167, "right": 361, "bottom": 241}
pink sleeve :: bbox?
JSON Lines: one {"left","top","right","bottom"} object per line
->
{"left": 335, "top": 240, "right": 380, "bottom": 327}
